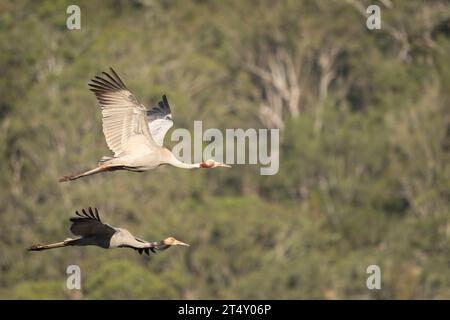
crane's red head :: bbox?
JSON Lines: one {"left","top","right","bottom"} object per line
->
{"left": 200, "top": 159, "right": 231, "bottom": 169}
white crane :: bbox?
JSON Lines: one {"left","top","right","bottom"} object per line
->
{"left": 28, "top": 207, "right": 189, "bottom": 255}
{"left": 60, "top": 68, "right": 230, "bottom": 182}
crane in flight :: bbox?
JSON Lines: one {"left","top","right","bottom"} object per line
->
{"left": 60, "top": 68, "right": 230, "bottom": 182}
{"left": 28, "top": 207, "right": 189, "bottom": 256}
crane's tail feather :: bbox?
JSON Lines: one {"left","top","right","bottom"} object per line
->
{"left": 28, "top": 239, "right": 75, "bottom": 251}
{"left": 59, "top": 165, "right": 110, "bottom": 182}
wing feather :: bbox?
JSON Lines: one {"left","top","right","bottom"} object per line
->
{"left": 69, "top": 207, "right": 116, "bottom": 237}
{"left": 147, "top": 94, "right": 174, "bottom": 146}
{"left": 88, "top": 68, "right": 157, "bottom": 156}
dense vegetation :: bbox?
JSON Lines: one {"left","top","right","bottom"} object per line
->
{"left": 0, "top": 0, "right": 449, "bottom": 299}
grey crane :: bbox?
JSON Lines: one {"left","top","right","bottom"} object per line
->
{"left": 60, "top": 68, "right": 230, "bottom": 182}
{"left": 28, "top": 207, "right": 189, "bottom": 255}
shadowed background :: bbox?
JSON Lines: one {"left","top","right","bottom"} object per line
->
{"left": 0, "top": 0, "right": 449, "bottom": 299}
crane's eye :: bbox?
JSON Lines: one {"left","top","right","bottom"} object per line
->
{"left": 165, "top": 115, "right": 172, "bottom": 120}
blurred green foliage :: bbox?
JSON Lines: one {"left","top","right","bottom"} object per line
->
{"left": 0, "top": 0, "right": 449, "bottom": 299}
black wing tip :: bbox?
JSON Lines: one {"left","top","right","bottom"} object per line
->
{"left": 109, "top": 67, "right": 119, "bottom": 75}
{"left": 154, "top": 94, "right": 171, "bottom": 112}
{"left": 162, "top": 94, "right": 169, "bottom": 107}
{"left": 88, "top": 67, "right": 126, "bottom": 91}
{"left": 71, "top": 207, "right": 101, "bottom": 222}
{"left": 108, "top": 67, "right": 127, "bottom": 88}
{"left": 147, "top": 94, "right": 172, "bottom": 118}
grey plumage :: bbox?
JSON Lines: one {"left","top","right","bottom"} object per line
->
{"left": 28, "top": 207, "right": 189, "bottom": 255}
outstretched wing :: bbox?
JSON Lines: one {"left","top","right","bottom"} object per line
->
{"left": 147, "top": 95, "right": 174, "bottom": 146}
{"left": 69, "top": 207, "right": 116, "bottom": 237}
{"left": 88, "top": 68, "right": 157, "bottom": 156}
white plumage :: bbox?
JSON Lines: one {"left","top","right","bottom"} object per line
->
{"left": 60, "top": 68, "right": 230, "bottom": 182}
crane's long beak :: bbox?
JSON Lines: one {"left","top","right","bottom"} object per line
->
{"left": 174, "top": 240, "right": 190, "bottom": 246}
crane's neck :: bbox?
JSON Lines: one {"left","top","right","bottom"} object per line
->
{"left": 165, "top": 150, "right": 201, "bottom": 169}
{"left": 150, "top": 241, "right": 170, "bottom": 251}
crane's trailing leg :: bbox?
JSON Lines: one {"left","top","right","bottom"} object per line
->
{"left": 59, "top": 164, "right": 111, "bottom": 182}
{"left": 28, "top": 238, "right": 75, "bottom": 251}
